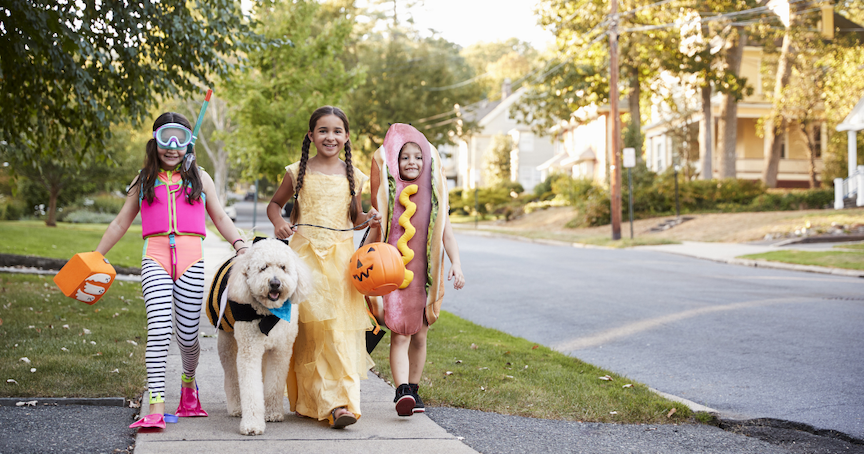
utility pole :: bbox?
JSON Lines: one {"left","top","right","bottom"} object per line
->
{"left": 609, "top": 0, "right": 622, "bottom": 240}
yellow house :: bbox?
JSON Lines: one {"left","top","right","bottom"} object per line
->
{"left": 642, "top": 46, "right": 826, "bottom": 188}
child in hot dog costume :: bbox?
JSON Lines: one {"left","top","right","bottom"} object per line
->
{"left": 369, "top": 123, "right": 465, "bottom": 416}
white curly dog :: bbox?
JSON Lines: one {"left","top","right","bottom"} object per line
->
{"left": 218, "top": 238, "right": 312, "bottom": 436}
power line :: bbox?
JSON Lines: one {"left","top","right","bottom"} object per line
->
{"left": 423, "top": 72, "right": 491, "bottom": 91}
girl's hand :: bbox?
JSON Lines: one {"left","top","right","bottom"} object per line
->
{"left": 448, "top": 264, "right": 465, "bottom": 290}
{"left": 275, "top": 221, "right": 297, "bottom": 240}
{"left": 366, "top": 208, "right": 382, "bottom": 227}
{"left": 236, "top": 247, "right": 248, "bottom": 256}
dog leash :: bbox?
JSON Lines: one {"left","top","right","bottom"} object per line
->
{"left": 292, "top": 217, "right": 373, "bottom": 232}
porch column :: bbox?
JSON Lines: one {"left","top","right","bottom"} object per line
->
{"left": 849, "top": 130, "right": 857, "bottom": 178}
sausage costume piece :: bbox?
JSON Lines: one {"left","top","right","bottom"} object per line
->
{"left": 370, "top": 123, "right": 448, "bottom": 335}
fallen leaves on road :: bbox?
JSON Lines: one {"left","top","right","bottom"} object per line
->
{"left": 470, "top": 343, "right": 477, "bottom": 350}
{"left": 667, "top": 408, "right": 677, "bottom": 418}
{"left": 19, "top": 357, "right": 30, "bottom": 364}
{"left": 622, "top": 384, "right": 633, "bottom": 388}
{"left": 7, "top": 379, "right": 18, "bottom": 384}
{"left": 598, "top": 375, "right": 613, "bottom": 381}
{"left": 126, "top": 340, "right": 137, "bottom": 346}
{"left": 16, "top": 401, "right": 37, "bottom": 407}
{"left": 29, "top": 368, "right": 36, "bottom": 373}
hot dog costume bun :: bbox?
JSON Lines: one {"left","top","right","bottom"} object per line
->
{"left": 370, "top": 123, "right": 448, "bottom": 335}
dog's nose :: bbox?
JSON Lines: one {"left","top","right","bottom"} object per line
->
{"left": 269, "top": 277, "right": 281, "bottom": 290}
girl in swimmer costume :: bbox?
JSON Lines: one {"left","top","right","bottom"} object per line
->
{"left": 96, "top": 112, "right": 247, "bottom": 429}
{"left": 368, "top": 123, "right": 465, "bottom": 417}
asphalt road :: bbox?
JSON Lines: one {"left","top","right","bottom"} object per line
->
{"left": 444, "top": 233, "right": 864, "bottom": 440}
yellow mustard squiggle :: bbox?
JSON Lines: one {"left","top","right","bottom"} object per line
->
{"left": 396, "top": 184, "right": 418, "bottom": 288}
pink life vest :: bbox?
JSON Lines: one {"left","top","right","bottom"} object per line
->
{"left": 140, "top": 171, "right": 207, "bottom": 239}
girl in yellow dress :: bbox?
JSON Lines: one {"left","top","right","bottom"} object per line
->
{"left": 267, "top": 106, "right": 381, "bottom": 428}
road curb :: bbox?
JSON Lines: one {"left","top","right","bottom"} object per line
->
{"left": 0, "top": 397, "right": 127, "bottom": 407}
{"left": 453, "top": 227, "right": 614, "bottom": 250}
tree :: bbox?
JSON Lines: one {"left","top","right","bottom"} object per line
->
{"left": 227, "top": 0, "right": 362, "bottom": 182}
{"left": 0, "top": 0, "right": 260, "bottom": 224}
{"left": 460, "top": 39, "right": 539, "bottom": 100}
{"left": 483, "top": 135, "right": 513, "bottom": 187}
{"left": 342, "top": 4, "right": 483, "bottom": 160}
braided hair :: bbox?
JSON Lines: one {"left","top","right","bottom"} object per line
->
{"left": 290, "top": 106, "right": 360, "bottom": 226}
{"left": 132, "top": 112, "right": 203, "bottom": 205}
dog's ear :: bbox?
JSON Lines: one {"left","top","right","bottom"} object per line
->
{"left": 226, "top": 254, "right": 252, "bottom": 304}
{"left": 287, "top": 249, "right": 313, "bottom": 304}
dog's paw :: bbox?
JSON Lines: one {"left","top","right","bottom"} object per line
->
{"left": 239, "top": 419, "right": 265, "bottom": 436}
{"left": 265, "top": 412, "right": 284, "bottom": 422}
{"left": 228, "top": 407, "right": 242, "bottom": 418}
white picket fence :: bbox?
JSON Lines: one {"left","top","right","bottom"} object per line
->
{"left": 834, "top": 165, "right": 864, "bottom": 209}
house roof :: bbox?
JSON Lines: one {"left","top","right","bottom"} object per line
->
{"left": 477, "top": 87, "right": 528, "bottom": 128}
{"left": 537, "top": 151, "right": 568, "bottom": 171}
{"left": 837, "top": 94, "right": 864, "bottom": 132}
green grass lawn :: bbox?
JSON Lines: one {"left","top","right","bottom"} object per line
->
{"left": 739, "top": 249, "right": 864, "bottom": 271}
{"left": 370, "top": 311, "right": 692, "bottom": 424}
{"left": 834, "top": 243, "right": 864, "bottom": 251}
{"left": 0, "top": 221, "right": 144, "bottom": 269}
{"left": 0, "top": 273, "right": 147, "bottom": 399}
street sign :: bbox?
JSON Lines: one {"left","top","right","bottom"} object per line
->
{"left": 623, "top": 147, "right": 636, "bottom": 168}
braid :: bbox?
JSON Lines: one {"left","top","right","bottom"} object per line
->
{"left": 344, "top": 139, "right": 359, "bottom": 222}
{"left": 291, "top": 135, "right": 311, "bottom": 225}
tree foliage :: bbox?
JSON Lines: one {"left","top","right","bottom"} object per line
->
{"left": 227, "top": 0, "right": 362, "bottom": 182}
{"left": 343, "top": 13, "right": 483, "bottom": 160}
{"left": 0, "top": 0, "right": 261, "bottom": 155}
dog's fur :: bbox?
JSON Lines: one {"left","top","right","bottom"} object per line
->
{"left": 218, "top": 239, "right": 312, "bottom": 436}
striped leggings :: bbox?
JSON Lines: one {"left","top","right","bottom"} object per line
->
{"left": 141, "top": 259, "right": 205, "bottom": 399}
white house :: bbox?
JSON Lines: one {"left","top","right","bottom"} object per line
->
{"left": 455, "top": 80, "right": 555, "bottom": 192}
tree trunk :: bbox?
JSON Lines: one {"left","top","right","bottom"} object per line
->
{"left": 717, "top": 26, "right": 747, "bottom": 179}
{"left": 628, "top": 73, "right": 642, "bottom": 152}
{"left": 699, "top": 84, "right": 713, "bottom": 180}
{"left": 762, "top": 27, "right": 794, "bottom": 188}
{"left": 46, "top": 186, "right": 59, "bottom": 227}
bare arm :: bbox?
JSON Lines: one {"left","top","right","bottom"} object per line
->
{"left": 365, "top": 160, "right": 383, "bottom": 243}
{"left": 201, "top": 171, "right": 247, "bottom": 254}
{"left": 95, "top": 177, "right": 141, "bottom": 256}
{"left": 442, "top": 216, "right": 464, "bottom": 289}
{"left": 268, "top": 171, "right": 295, "bottom": 239}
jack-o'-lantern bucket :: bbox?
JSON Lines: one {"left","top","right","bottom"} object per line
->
{"left": 349, "top": 242, "right": 405, "bottom": 296}
{"left": 53, "top": 252, "right": 116, "bottom": 305}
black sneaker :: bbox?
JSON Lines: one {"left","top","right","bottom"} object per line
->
{"left": 394, "top": 384, "right": 415, "bottom": 417}
{"left": 409, "top": 383, "right": 425, "bottom": 413}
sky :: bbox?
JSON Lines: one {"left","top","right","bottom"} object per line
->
{"left": 407, "top": 0, "right": 555, "bottom": 49}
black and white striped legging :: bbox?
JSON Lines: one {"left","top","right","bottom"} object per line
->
{"left": 141, "top": 259, "right": 205, "bottom": 399}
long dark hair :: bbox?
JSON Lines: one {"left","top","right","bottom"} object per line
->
{"left": 130, "top": 112, "right": 203, "bottom": 205}
{"left": 290, "top": 106, "right": 360, "bottom": 225}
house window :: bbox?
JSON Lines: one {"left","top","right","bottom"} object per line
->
{"left": 656, "top": 142, "right": 664, "bottom": 171}
{"left": 780, "top": 134, "right": 786, "bottom": 159}
{"left": 520, "top": 132, "right": 534, "bottom": 153}
{"left": 814, "top": 126, "right": 822, "bottom": 158}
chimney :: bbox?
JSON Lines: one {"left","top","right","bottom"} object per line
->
{"left": 501, "top": 78, "right": 512, "bottom": 100}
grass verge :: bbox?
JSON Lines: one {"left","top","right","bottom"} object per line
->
{"left": 0, "top": 221, "right": 144, "bottom": 270}
{"left": 370, "top": 311, "right": 691, "bottom": 424}
{"left": 475, "top": 228, "right": 680, "bottom": 248}
{"left": 835, "top": 243, "right": 864, "bottom": 251}
{"left": 0, "top": 273, "right": 147, "bottom": 399}
{"left": 739, "top": 250, "right": 864, "bottom": 271}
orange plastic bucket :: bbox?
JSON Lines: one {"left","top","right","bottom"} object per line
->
{"left": 53, "top": 252, "right": 116, "bottom": 305}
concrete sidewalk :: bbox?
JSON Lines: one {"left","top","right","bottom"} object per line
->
{"left": 132, "top": 231, "right": 476, "bottom": 454}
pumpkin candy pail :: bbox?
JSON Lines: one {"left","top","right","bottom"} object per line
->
{"left": 349, "top": 242, "right": 405, "bottom": 296}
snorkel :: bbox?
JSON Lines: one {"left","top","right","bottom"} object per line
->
{"left": 184, "top": 89, "right": 213, "bottom": 171}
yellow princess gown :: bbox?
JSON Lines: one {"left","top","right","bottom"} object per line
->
{"left": 284, "top": 162, "right": 374, "bottom": 422}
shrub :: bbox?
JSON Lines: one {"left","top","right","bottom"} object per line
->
{"left": 63, "top": 211, "right": 119, "bottom": 224}
{"left": 0, "top": 197, "right": 26, "bottom": 220}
